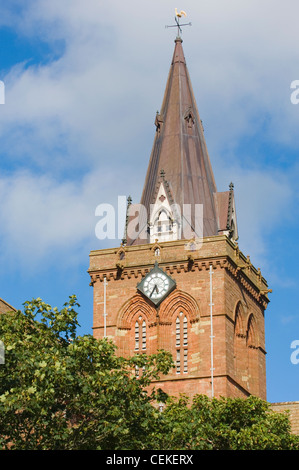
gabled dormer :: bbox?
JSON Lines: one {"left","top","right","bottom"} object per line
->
{"left": 149, "top": 172, "right": 181, "bottom": 243}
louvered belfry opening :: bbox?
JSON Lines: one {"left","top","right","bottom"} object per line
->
{"left": 175, "top": 313, "right": 188, "bottom": 375}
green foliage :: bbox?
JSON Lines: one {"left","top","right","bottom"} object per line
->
{"left": 0, "top": 296, "right": 173, "bottom": 450}
{"left": 0, "top": 296, "right": 298, "bottom": 450}
{"left": 156, "top": 394, "right": 299, "bottom": 450}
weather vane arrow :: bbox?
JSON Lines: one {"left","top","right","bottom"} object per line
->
{"left": 165, "top": 8, "right": 192, "bottom": 37}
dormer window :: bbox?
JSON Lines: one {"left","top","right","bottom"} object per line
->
{"left": 167, "top": 219, "right": 173, "bottom": 232}
{"left": 149, "top": 182, "right": 180, "bottom": 243}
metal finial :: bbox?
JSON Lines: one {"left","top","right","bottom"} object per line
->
{"left": 122, "top": 196, "right": 132, "bottom": 245}
{"left": 165, "top": 8, "right": 191, "bottom": 37}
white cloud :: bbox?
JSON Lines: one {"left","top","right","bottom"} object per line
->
{"left": 1, "top": 0, "right": 297, "bottom": 164}
{"left": 223, "top": 168, "right": 293, "bottom": 265}
{"left": 0, "top": 0, "right": 298, "bottom": 271}
{"left": 0, "top": 168, "right": 123, "bottom": 271}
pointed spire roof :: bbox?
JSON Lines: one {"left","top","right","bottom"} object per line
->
{"left": 127, "top": 37, "right": 235, "bottom": 245}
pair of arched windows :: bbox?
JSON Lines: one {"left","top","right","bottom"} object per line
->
{"left": 234, "top": 304, "right": 260, "bottom": 394}
{"left": 134, "top": 313, "right": 189, "bottom": 376}
{"left": 234, "top": 304, "right": 258, "bottom": 348}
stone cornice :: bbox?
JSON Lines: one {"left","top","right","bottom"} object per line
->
{"left": 89, "top": 236, "right": 271, "bottom": 309}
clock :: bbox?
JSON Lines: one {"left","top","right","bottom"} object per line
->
{"left": 137, "top": 262, "right": 176, "bottom": 306}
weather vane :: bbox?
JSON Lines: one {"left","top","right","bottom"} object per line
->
{"left": 165, "top": 8, "right": 192, "bottom": 37}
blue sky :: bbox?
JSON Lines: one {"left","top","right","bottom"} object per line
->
{"left": 0, "top": 0, "right": 298, "bottom": 404}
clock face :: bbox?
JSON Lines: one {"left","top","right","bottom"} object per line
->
{"left": 137, "top": 262, "right": 176, "bottom": 306}
{"left": 143, "top": 272, "right": 169, "bottom": 300}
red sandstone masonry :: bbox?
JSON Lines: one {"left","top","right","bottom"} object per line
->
{"left": 271, "top": 402, "right": 299, "bottom": 435}
{"left": 89, "top": 235, "right": 270, "bottom": 400}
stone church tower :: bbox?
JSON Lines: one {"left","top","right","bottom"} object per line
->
{"left": 88, "top": 36, "right": 271, "bottom": 400}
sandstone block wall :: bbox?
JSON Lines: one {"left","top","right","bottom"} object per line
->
{"left": 271, "top": 402, "right": 299, "bottom": 435}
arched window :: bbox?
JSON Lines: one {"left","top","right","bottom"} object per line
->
{"left": 234, "top": 302, "right": 247, "bottom": 386}
{"left": 247, "top": 315, "right": 257, "bottom": 349}
{"left": 175, "top": 314, "right": 188, "bottom": 374}
{"left": 142, "top": 320, "right": 146, "bottom": 350}
{"left": 134, "top": 316, "right": 147, "bottom": 377}
{"left": 246, "top": 314, "right": 259, "bottom": 395}
{"left": 135, "top": 321, "right": 139, "bottom": 351}
{"left": 135, "top": 316, "right": 147, "bottom": 351}
{"left": 154, "top": 210, "right": 173, "bottom": 236}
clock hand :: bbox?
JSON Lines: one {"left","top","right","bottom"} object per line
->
{"left": 150, "top": 284, "right": 159, "bottom": 297}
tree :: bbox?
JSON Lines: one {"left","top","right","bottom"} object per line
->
{"left": 0, "top": 296, "right": 173, "bottom": 450}
{"left": 0, "top": 296, "right": 298, "bottom": 450}
{"left": 155, "top": 394, "right": 299, "bottom": 450}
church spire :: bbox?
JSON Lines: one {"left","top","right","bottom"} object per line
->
{"left": 126, "top": 36, "right": 236, "bottom": 245}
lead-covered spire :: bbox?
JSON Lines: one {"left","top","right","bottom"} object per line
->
{"left": 126, "top": 37, "right": 237, "bottom": 245}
